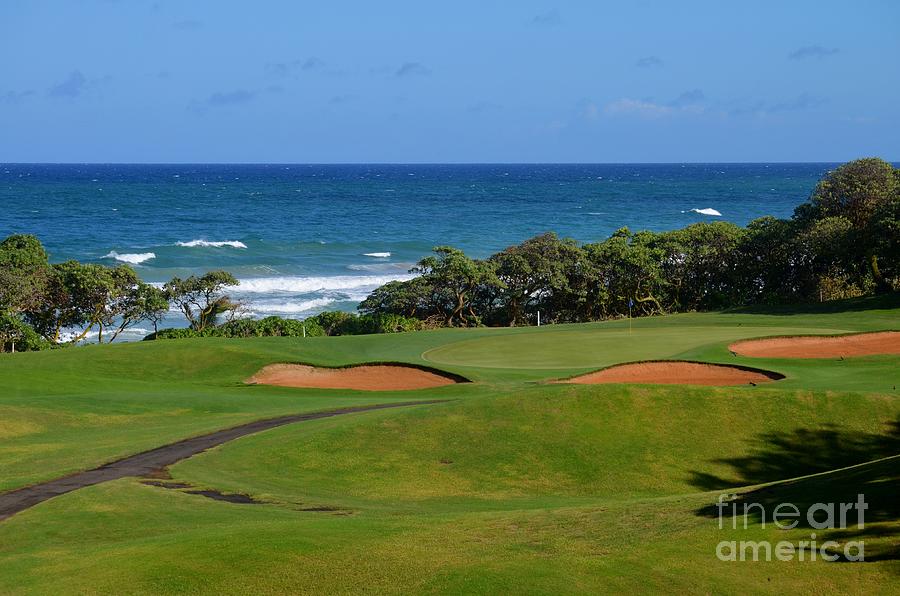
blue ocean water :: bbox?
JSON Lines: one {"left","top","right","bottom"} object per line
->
{"left": 1, "top": 163, "right": 835, "bottom": 336}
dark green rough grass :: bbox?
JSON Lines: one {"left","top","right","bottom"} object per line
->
{"left": 0, "top": 300, "right": 899, "bottom": 593}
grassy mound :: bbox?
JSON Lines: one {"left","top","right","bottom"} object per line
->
{"left": 168, "top": 383, "right": 899, "bottom": 509}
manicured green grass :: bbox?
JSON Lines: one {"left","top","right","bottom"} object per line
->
{"left": 422, "top": 324, "right": 847, "bottom": 369}
{"left": 0, "top": 299, "right": 898, "bottom": 593}
{"left": 1, "top": 469, "right": 896, "bottom": 594}
{"left": 169, "top": 384, "right": 899, "bottom": 511}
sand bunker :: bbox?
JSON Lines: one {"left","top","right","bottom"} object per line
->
{"left": 247, "top": 363, "right": 464, "bottom": 391}
{"left": 564, "top": 361, "right": 783, "bottom": 386}
{"left": 730, "top": 331, "right": 900, "bottom": 359}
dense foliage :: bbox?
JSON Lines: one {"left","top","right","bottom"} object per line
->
{"left": 1, "top": 157, "right": 897, "bottom": 350}
{"left": 146, "top": 316, "right": 326, "bottom": 340}
{"left": 163, "top": 271, "right": 241, "bottom": 332}
{"left": 0, "top": 234, "right": 240, "bottom": 350}
{"left": 360, "top": 158, "right": 900, "bottom": 326}
{"left": 145, "top": 312, "right": 424, "bottom": 341}
{"left": 0, "top": 232, "right": 424, "bottom": 349}
{"left": 0, "top": 234, "right": 170, "bottom": 350}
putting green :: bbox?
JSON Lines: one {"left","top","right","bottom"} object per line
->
{"left": 422, "top": 325, "right": 848, "bottom": 369}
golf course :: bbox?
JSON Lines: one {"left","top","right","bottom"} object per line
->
{"left": 0, "top": 297, "right": 898, "bottom": 594}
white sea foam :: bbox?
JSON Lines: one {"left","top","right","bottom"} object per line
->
{"left": 58, "top": 326, "right": 151, "bottom": 343}
{"left": 230, "top": 274, "right": 416, "bottom": 294}
{"left": 344, "top": 288, "right": 380, "bottom": 302}
{"left": 347, "top": 262, "right": 408, "bottom": 273}
{"left": 687, "top": 208, "right": 722, "bottom": 216}
{"left": 363, "top": 252, "right": 391, "bottom": 258}
{"left": 176, "top": 239, "right": 248, "bottom": 248}
{"left": 250, "top": 298, "right": 336, "bottom": 314}
{"left": 103, "top": 251, "right": 156, "bottom": 264}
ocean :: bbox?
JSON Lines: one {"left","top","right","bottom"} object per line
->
{"left": 1, "top": 163, "right": 836, "bottom": 338}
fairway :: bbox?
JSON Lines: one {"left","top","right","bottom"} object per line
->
{"left": 1, "top": 304, "right": 898, "bottom": 594}
{"left": 423, "top": 324, "right": 848, "bottom": 369}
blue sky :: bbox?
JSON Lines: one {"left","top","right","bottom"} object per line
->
{"left": 1, "top": 0, "right": 898, "bottom": 163}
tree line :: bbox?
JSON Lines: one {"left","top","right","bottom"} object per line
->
{"left": 0, "top": 242, "right": 246, "bottom": 351}
{"left": 0, "top": 241, "right": 424, "bottom": 350}
{"left": 1, "top": 157, "right": 897, "bottom": 351}
{"left": 359, "top": 158, "right": 899, "bottom": 326}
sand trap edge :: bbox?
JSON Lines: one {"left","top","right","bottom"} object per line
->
{"left": 555, "top": 359, "right": 785, "bottom": 386}
{"left": 246, "top": 361, "right": 471, "bottom": 391}
{"left": 729, "top": 330, "right": 900, "bottom": 359}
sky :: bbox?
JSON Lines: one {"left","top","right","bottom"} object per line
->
{"left": 1, "top": 0, "right": 898, "bottom": 163}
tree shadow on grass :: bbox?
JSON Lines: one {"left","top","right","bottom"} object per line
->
{"left": 727, "top": 292, "right": 900, "bottom": 316}
{"left": 690, "top": 419, "right": 900, "bottom": 491}
{"left": 691, "top": 418, "right": 900, "bottom": 565}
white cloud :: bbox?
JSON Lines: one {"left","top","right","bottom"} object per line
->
{"left": 604, "top": 98, "right": 672, "bottom": 118}
{"left": 603, "top": 90, "right": 709, "bottom": 118}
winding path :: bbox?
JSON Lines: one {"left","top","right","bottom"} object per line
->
{"left": 0, "top": 400, "right": 446, "bottom": 522}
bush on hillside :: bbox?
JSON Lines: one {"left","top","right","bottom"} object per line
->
{"left": 306, "top": 311, "right": 425, "bottom": 335}
{"left": 0, "top": 312, "right": 49, "bottom": 352}
{"left": 145, "top": 316, "right": 328, "bottom": 340}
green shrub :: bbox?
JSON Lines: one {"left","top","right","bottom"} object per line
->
{"left": 145, "top": 328, "right": 202, "bottom": 340}
{"left": 145, "top": 316, "right": 328, "bottom": 341}
{"left": 307, "top": 311, "right": 425, "bottom": 336}
{"left": 0, "top": 312, "right": 49, "bottom": 352}
{"left": 216, "top": 316, "right": 326, "bottom": 338}
{"left": 309, "top": 311, "right": 356, "bottom": 335}
{"left": 362, "top": 313, "right": 424, "bottom": 334}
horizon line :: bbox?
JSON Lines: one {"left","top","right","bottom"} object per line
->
{"left": 4, "top": 160, "right": 894, "bottom": 167}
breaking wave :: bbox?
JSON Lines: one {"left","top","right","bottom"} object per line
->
{"left": 103, "top": 251, "right": 156, "bottom": 264}
{"left": 686, "top": 207, "right": 722, "bottom": 216}
{"left": 176, "top": 239, "right": 248, "bottom": 248}
{"left": 248, "top": 298, "right": 337, "bottom": 314}
{"left": 230, "top": 274, "right": 416, "bottom": 294}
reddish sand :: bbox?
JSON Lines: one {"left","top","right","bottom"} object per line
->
{"left": 730, "top": 331, "right": 900, "bottom": 359}
{"left": 247, "top": 363, "right": 461, "bottom": 391}
{"left": 564, "top": 361, "right": 782, "bottom": 386}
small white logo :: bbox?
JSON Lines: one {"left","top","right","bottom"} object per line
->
{"left": 714, "top": 493, "right": 867, "bottom": 562}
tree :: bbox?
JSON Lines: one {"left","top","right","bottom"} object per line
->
{"left": 0, "top": 234, "right": 52, "bottom": 315}
{"left": 412, "top": 247, "right": 501, "bottom": 326}
{"left": 797, "top": 216, "right": 867, "bottom": 300}
{"left": 733, "top": 217, "right": 803, "bottom": 304}
{"left": 584, "top": 228, "right": 669, "bottom": 317}
{"left": 868, "top": 192, "right": 900, "bottom": 289}
{"left": 310, "top": 310, "right": 356, "bottom": 335}
{"left": 795, "top": 158, "right": 899, "bottom": 291}
{"left": 0, "top": 312, "right": 46, "bottom": 352}
{"left": 490, "top": 233, "right": 583, "bottom": 325}
{"left": 25, "top": 261, "right": 138, "bottom": 343}
{"left": 798, "top": 158, "right": 898, "bottom": 227}
{"left": 106, "top": 282, "right": 169, "bottom": 342}
{"left": 655, "top": 222, "right": 746, "bottom": 310}
{"left": 357, "top": 277, "right": 435, "bottom": 319}
{"left": 164, "top": 271, "right": 239, "bottom": 332}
